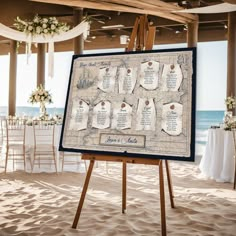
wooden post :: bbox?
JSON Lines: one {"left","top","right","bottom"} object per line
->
{"left": 227, "top": 12, "right": 236, "bottom": 102}
{"left": 73, "top": 8, "right": 84, "bottom": 54}
{"left": 8, "top": 40, "right": 17, "bottom": 116}
{"left": 187, "top": 20, "right": 198, "bottom": 48}
{"left": 37, "top": 43, "right": 46, "bottom": 87}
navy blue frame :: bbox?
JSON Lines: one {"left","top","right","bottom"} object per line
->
{"left": 59, "top": 47, "right": 197, "bottom": 162}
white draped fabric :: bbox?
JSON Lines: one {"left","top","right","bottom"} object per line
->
{"left": 0, "top": 20, "right": 89, "bottom": 43}
{"left": 0, "top": 20, "right": 89, "bottom": 77}
{"left": 174, "top": 3, "right": 236, "bottom": 14}
{"left": 199, "top": 129, "right": 235, "bottom": 183}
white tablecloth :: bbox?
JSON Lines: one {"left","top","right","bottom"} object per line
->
{"left": 199, "top": 128, "right": 235, "bottom": 182}
{"left": 24, "top": 125, "right": 61, "bottom": 147}
{"left": 1, "top": 125, "right": 85, "bottom": 173}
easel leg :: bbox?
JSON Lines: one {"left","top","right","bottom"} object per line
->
{"left": 122, "top": 161, "right": 127, "bottom": 213}
{"left": 72, "top": 159, "right": 95, "bottom": 229}
{"left": 159, "top": 160, "right": 166, "bottom": 236}
{"left": 165, "top": 160, "right": 175, "bottom": 208}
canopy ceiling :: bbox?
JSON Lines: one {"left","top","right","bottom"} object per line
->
{"left": 0, "top": 0, "right": 231, "bottom": 54}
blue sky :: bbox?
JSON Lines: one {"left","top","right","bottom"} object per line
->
{"left": 0, "top": 41, "right": 227, "bottom": 110}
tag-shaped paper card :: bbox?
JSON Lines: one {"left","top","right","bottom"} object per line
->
{"left": 162, "top": 64, "right": 183, "bottom": 91}
{"left": 118, "top": 67, "right": 137, "bottom": 94}
{"left": 69, "top": 99, "right": 89, "bottom": 131}
{"left": 92, "top": 101, "right": 111, "bottom": 129}
{"left": 140, "top": 60, "right": 160, "bottom": 90}
{"left": 111, "top": 102, "right": 132, "bottom": 130}
{"left": 136, "top": 98, "right": 156, "bottom": 131}
{"left": 161, "top": 102, "right": 183, "bottom": 136}
{"left": 97, "top": 67, "right": 117, "bottom": 93}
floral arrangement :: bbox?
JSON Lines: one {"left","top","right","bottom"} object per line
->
{"left": 14, "top": 14, "right": 70, "bottom": 36}
{"left": 28, "top": 84, "right": 53, "bottom": 104}
{"left": 225, "top": 95, "right": 236, "bottom": 110}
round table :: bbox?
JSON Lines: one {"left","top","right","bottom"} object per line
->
{"left": 199, "top": 128, "right": 235, "bottom": 183}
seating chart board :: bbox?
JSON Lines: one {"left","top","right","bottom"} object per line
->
{"left": 60, "top": 48, "right": 196, "bottom": 161}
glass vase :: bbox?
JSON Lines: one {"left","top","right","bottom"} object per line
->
{"left": 39, "top": 102, "right": 47, "bottom": 117}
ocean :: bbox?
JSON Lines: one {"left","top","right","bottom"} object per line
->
{"left": 195, "top": 110, "right": 224, "bottom": 155}
{"left": 0, "top": 106, "right": 224, "bottom": 156}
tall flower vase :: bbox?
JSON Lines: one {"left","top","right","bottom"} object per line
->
{"left": 39, "top": 102, "right": 47, "bottom": 117}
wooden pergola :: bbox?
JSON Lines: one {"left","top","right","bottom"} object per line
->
{"left": 0, "top": 0, "right": 235, "bottom": 115}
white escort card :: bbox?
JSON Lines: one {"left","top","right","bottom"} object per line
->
{"left": 111, "top": 102, "right": 132, "bottom": 130}
{"left": 69, "top": 99, "right": 89, "bottom": 131}
{"left": 136, "top": 98, "right": 156, "bottom": 131}
{"left": 97, "top": 66, "right": 117, "bottom": 93}
{"left": 92, "top": 101, "right": 111, "bottom": 129}
{"left": 118, "top": 67, "right": 137, "bottom": 94}
{"left": 161, "top": 102, "right": 183, "bottom": 136}
{"left": 140, "top": 60, "right": 160, "bottom": 90}
{"left": 162, "top": 64, "right": 183, "bottom": 91}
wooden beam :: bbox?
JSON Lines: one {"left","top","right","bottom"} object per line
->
{"left": 8, "top": 40, "right": 17, "bottom": 116}
{"left": 227, "top": 12, "right": 236, "bottom": 100}
{"left": 187, "top": 20, "right": 199, "bottom": 47}
{"left": 37, "top": 43, "right": 46, "bottom": 87}
{"left": 30, "top": 0, "right": 196, "bottom": 23}
{"left": 73, "top": 8, "right": 84, "bottom": 54}
{"left": 137, "top": 0, "right": 197, "bottom": 21}
{"left": 103, "top": 0, "right": 197, "bottom": 21}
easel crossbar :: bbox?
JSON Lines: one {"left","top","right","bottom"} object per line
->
{"left": 82, "top": 153, "right": 161, "bottom": 165}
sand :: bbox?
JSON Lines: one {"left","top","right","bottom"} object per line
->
{"left": 0, "top": 157, "right": 236, "bottom": 236}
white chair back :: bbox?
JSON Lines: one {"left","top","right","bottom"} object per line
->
{"left": 2, "top": 118, "right": 28, "bottom": 173}
{"left": 4, "top": 118, "right": 26, "bottom": 146}
{"left": 32, "top": 120, "right": 57, "bottom": 173}
{"left": 33, "top": 120, "right": 55, "bottom": 146}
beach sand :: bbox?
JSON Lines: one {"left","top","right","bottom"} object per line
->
{"left": 0, "top": 157, "right": 236, "bottom": 236}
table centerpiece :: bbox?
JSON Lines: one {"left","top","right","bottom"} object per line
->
{"left": 28, "top": 84, "right": 53, "bottom": 118}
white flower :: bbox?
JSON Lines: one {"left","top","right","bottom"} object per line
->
{"left": 28, "top": 84, "right": 53, "bottom": 105}
{"left": 42, "top": 18, "right": 48, "bottom": 23}
{"left": 28, "top": 25, "right": 33, "bottom": 31}
{"left": 51, "top": 24, "right": 56, "bottom": 30}
{"left": 36, "top": 26, "right": 42, "bottom": 34}
{"left": 33, "top": 16, "right": 39, "bottom": 23}
{"left": 225, "top": 95, "right": 236, "bottom": 110}
{"left": 14, "top": 14, "right": 70, "bottom": 36}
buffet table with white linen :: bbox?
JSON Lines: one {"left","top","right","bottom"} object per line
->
{"left": 199, "top": 128, "right": 235, "bottom": 182}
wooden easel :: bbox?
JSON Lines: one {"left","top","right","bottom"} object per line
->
{"left": 126, "top": 15, "right": 156, "bottom": 51}
{"left": 72, "top": 154, "right": 174, "bottom": 236}
{"left": 72, "top": 16, "right": 175, "bottom": 236}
